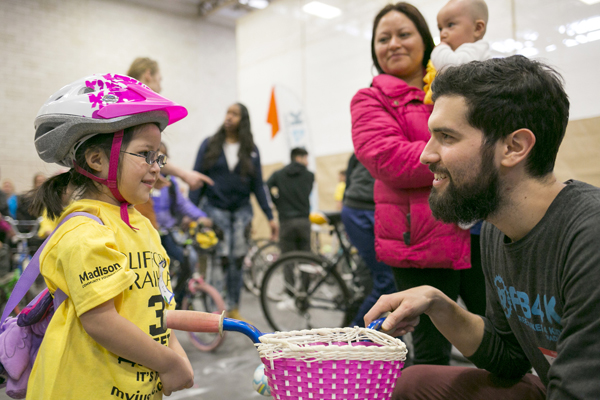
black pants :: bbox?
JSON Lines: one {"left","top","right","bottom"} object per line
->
{"left": 392, "top": 239, "right": 486, "bottom": 366}
{"left": 279, "top": 218, "right": 311, "bottom": 254}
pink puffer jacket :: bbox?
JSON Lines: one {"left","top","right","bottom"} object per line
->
{"left": 351, "top": 74, "right": 470, "bottom": 270}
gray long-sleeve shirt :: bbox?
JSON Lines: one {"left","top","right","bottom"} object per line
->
{"left": 468, "top": 180, "right": 600, "bottom": 399}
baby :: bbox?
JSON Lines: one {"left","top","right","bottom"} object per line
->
{"left": 424, "top": 0, "right": 490, "bottom": 103}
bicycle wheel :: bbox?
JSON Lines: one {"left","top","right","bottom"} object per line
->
{"left": 243, "top": 241, "right": 280, "bottom": 296}
{"left": 181, "top": 279, "right": 227, "bottom": 352}
{"left": 260, "top": 251, "right": 351, "bottom": 332}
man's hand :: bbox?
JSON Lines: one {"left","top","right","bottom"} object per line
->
{"left": 364, "top": 285, "right": 486, "bottom": 357}
{"left": 364, "top": 286, "right": 440, "bottom": 337}
{"left": 269, "top": 219, "right": 279, "bottom": 241}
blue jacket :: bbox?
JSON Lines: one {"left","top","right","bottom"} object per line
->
{"left": 189, "top": 137, "right": 273, "bottom": 220}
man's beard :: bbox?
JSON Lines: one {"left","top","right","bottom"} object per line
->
{"left": 428, "top": 146, "right": 501, "bottom": 225}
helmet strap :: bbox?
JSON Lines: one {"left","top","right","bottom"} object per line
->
{"left": 73, "top": 130, "right": 138, "bottom": 230}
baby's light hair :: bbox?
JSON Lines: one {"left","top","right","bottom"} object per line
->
{"left": 445, "top": 0, "right": 488, "bottom": 37}
{"left": 469, "top": 0, "right": 488, "bottom": 25}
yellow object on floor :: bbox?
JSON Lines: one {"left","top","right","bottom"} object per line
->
{"left": 227, "top": 308, "right": 253, "bottom": 325}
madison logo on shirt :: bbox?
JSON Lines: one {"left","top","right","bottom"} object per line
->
{"left": 79, "top": 263, "right": 123, "bottom": 288}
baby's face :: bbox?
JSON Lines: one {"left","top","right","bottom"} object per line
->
{"left": 437, "top": 1, "right": 479, "bottom": 50}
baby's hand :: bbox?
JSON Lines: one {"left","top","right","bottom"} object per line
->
{"left": 159, "top": 354, "right": 194, "bottom": 396}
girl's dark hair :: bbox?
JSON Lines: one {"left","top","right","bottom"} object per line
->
{"left": 29, "top": 128, "right": 135, "bottom": 219}
{"left": 371, "top": 2, "right": 435, "bottom": 75}
{"left": 202, "top": 103, "right": 255, "bottom": 177}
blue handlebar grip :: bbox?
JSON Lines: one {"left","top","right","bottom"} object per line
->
{"left": 367, "top": 318, "right": 386, "bottom": 331}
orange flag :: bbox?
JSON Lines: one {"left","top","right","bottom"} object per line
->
{"left": 267, "top": 87, "right": 280, "bottom": 138}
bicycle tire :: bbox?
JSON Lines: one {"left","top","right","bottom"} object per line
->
{"left": 182, "top": 279, "right": 227, "bottom": 352}
{"left": 243, "top": 241, "right": 280, "bottom": 296}
{"left": 260, "top": 251, "right": 351, "bottom": 332}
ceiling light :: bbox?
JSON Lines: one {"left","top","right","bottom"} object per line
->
{"left": 248, "top": 0, "right": 269, "bottom": 9}
{"left": 302, "top": 1, "right": 341, "bottom": 19}
{"left": 579, "top": 0, "right": 600, "bottom": 4}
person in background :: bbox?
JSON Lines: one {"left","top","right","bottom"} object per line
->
{"left": 0, "top": 170, "right": 12, "bottom": 268}
{"left": 267, "top": 147, "right": 314, "bottom": 254}
{"left": 2, "top": 179, "right": 17, "bottom": 219}
{"left": 189, "top": 102, "right": 277, "bottom": 321}
{"left": 33, "top": 172, "right": 47, "bottom": 189}
{"left": 333, "top": 170, "right": 346, "bottom": 211}
{"left": 152, "top": 142, "right": 212, "bottom": 307}
{"left": 365, "top": 55, "right": 593, "bottom": 400}
{"left": 126, "top": 57, "right": 214, "bottom": 228}
{"left": 341, "top": 154, "right": 397, "bottom": 327}
{"left": 351, "top": 2, "right": 472, "bottom": 366}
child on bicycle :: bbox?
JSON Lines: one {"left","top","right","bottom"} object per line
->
{"left": 153, "top": 142, "right": 213, "bottom": 307}
{"left": 27, "top": 73, "right": 193, "bottom": 398}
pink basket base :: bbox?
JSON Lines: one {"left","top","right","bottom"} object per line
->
{"left": 262, "top": 358, "right": 404, "bottom": 400}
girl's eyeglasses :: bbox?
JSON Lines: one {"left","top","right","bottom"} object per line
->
{"left": 121, "top": 151, "right": 167, "bottom": 168}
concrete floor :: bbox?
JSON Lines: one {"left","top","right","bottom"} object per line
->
{"left": 0, "top": 289, "right": 473, "bottom": 400}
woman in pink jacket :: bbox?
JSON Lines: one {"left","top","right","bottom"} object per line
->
{"left": 351, "top": 2, "right": 476, "bottom": 366}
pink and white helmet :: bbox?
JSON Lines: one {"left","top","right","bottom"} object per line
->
{"left": 34, "top": 73, "right": 187, "bottom": 229}
{"left": 35, "top": 73, "right": 187, "bottom": 167}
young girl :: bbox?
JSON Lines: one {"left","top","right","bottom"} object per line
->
{"left": 27, "top": 73, "right": 193, "bottom": 398}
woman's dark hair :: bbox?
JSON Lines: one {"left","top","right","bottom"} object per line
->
{"left": 29, "top": 128, "right": 135, "bottom": 219}
{"left": 371, "top": 2, "right": 435, "bottom": 75}
{"left": 202, "top": 103, "right": 255, "bottom": 177}
{"left": 431, "top": 55, "right": 570, "bottom": 178}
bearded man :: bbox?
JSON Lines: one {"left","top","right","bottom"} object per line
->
{"left": 365, "top": 55, "right": 600, "bottom": 400}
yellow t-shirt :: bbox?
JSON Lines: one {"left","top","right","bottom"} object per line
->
{"left": 27, "top": 199, "right": 174, "bottom": 400}
{"left": 37, "top": 209, "right": 57, "bottom": 238}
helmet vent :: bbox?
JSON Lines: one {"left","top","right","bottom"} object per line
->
{"left": 79, "top": 87, "right": 95, "bottom": 95}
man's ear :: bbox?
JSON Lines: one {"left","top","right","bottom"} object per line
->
{"left": 84, "top": 147, "right": 107, "bottom": 175}
{"left": 474, "top": 19, "right": 486, "bottom": 41}
{"left": 499, "top": 129, "right": 536, "bottom": 168}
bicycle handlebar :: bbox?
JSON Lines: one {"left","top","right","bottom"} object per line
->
{"left": 3, "top": 216, "right": 43, "bottom": 240}
{"left": 164, "top": 309, "right": 225, "bottom": 337}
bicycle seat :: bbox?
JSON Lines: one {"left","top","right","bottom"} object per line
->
{"left": 323, "top": 211, "right": 342, "bottom": 225}
{"left": 309, "top": 211, "right": 342, "bottom": 226}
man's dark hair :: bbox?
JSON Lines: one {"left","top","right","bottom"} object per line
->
{"left": 371, "top": 2, "right": 435, "bottom": 74}
{"left": 432, "top": 55, "right": 570, "bottom": 178}
{"left": 291, "top": 147, "right": 308, "bottom": 160}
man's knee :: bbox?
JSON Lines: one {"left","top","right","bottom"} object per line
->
{"left": 392, "top": 365, "right": 436, "bottom": 400}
